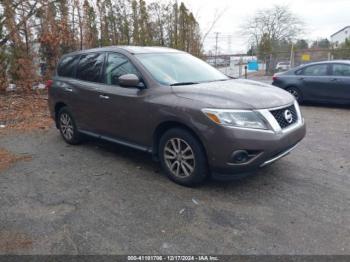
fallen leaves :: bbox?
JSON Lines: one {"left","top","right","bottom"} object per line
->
{"left": 0, "top": 148, "right": 32, "bottom": 173}
{"left": 0, "top": 92, "right": 53, "bottom": 134}
{"left": 0, "top": 230, "right": 33, "bottom": 252}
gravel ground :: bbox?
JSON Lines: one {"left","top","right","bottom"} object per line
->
{"left": 0, "top": 105, "right": 349, "bottom": 255}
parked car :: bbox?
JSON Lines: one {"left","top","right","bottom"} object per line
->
{"left": 275, "top": 61, "right": 291, "bottom": 72}
{"left": 48, "top": 46, "right": 306, "bottom": 186}
{"left": 272, "top": 60, "right": 350, "bottom": 104}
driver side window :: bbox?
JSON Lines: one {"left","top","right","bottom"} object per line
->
{"left": 104, "top": 53, "right": 140, "bottom": 85}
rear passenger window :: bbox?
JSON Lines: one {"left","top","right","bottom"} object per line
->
{"left": 332, "top": 64, "right": 350, "bottom": 76}
{"left": 57, "top": 55, "right": 80, "bottom": 78}
{"left": 76, "top": 53, "right": 105, "bottom": 82}
{"left": 104, "top": 53, "right": 140, "bottom": 85}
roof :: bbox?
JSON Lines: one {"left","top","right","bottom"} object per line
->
{"left": 65, "top": 46, "right": 182, "bottom": 56}
{"left": 331, "top": 26, "right": 350, "bottom": 37}
{"left": 311, "top": 60, "right": 350, "bottom": 65}
{"left": 297, "top": 60, "right": 350, "bottom": 68}
{"left": 120, "top": 46, "right": 182, "bottom": 54}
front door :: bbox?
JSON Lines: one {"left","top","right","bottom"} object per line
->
{"left": 95, "top": 52, "right": 153, "bottom": 147}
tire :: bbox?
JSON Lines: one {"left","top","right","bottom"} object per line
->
{"left": 57, "top": 107, "right": 81, "bottom": 145}
{"left": 158, "top": 128, "right": 209, "bottom": 186}
{"left": 286, "top": 86, "right": 303, "bottom": 103}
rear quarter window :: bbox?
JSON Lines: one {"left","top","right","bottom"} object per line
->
{"left": 76, "top": 53, "right": 105, "bottom": 83}
{"left": 57, "top": 55, "right": 80, "bottom": 78}
{"left": 332, "top": 64, "right": 350, "bottom": 76}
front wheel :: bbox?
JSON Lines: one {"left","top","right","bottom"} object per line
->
{"left": 159, "top": 128, "right": 209, "bottom": 186}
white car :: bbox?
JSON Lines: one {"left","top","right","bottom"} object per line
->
{"left": 276, "top": 62, "right": 291, "bottom": 72}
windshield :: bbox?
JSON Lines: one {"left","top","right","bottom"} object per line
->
{"left": 135, "top": 53, "right": 229, "bottom": 85}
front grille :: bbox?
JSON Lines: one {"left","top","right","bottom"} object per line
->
{"left": 270, "top": 104, "right": 298, "bottom": 129}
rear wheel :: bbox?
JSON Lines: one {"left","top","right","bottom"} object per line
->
{"left": 286, "top": 86, "right": 303, "bottom": 103}
{"left": 159, "top": 128, "right": 208, "bottom": 186}
{"left": 57, "top": 107, "right": 81, "bottom": 145}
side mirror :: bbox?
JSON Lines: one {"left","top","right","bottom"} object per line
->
{"left": 118, "top": 74, "right": 140, "bottom": 88}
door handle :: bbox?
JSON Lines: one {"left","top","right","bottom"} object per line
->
{"left": 331, "top": 78, "right": 338, "bottom": 82}
{"left": 298, "top": 77, "right": 304, "bottom": 81}
{"left": 99, "top": 94, "right": 110, "bottom": 99}
{"left": 65, "top": 87, "right": 73, "bottom": 92}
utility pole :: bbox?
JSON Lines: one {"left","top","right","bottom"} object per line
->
{"left": 214, "top": 32, "right": 219, "bottom": 67}
{"left": 227, "top": 36, "right": 232, "bottom": 54}
{"left": 290, "top": 43, "right": 295, "bottom": 68}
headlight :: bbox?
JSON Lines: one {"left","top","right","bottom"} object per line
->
{"left": 202, "top": 109, "right": 269, "bottom": 130}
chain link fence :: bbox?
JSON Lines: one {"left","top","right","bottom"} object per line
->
{"left": 205, "top": 48, "right": 350, "bottom": 78}
{"left": 203, "top": 54, "right": 266, "bottom": 78}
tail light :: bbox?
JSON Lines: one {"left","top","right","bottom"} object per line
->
{"left": 45, "top": 79, "right": 53, "bottom": 89}
{"left": 272, "top": 75, "right": 278, "bottom": 82}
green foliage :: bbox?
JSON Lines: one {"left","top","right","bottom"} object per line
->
{"left": 243, "top": 5, "right": 304, "bottom": 57}
{"left": 295, "top": 39, "right": 308, "bottom": 50}
{"left": 333, "top": 39, "right": 350, "bottom": 59}
{"left": 83, "top": 0, "right": 98, "bottom": 48}
{"left": 258, "top": 33, "right": 272, "bottom": 58}
{"left": 0, "top": 16, "right": 8, "bottom": 89}
{"left": 311, "top": 38, "right": 330, "bottom": 49}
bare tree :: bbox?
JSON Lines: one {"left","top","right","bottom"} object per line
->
{"left": 200, "top": 8, "right": 226, "bottom": 46}
{"left": 0, "top": 0, "right": 42, "bottom": 46}
{"left": 241, "top": 5, "right": 304, "bottom": 54}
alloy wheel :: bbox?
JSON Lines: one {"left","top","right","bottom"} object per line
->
{"left": 59, "top": 113, "right": 74, "bottom": 141}
{"left": 163, "top": 138, "right": 196, "bottom": 178}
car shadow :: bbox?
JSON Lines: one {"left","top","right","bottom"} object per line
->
{"left": 82, "top": 135, "right": 160, "bottom": 171}
{"left": 301, "top": 101, "right": 350, "bottom": 109}
{"left": 79, "top": 134, "right": 277, "bottom": 190}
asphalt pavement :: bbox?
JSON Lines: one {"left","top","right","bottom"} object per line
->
{"left": 0, "top": 105, "right": 349, "bottom": 255}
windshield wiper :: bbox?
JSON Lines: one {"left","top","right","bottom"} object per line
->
{"left": 170, "top": 82, "right": 199, "bottom": 86}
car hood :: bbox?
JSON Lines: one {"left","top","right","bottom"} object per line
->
{"left": 171, "top": 79, "right": 295, "bottom": 109}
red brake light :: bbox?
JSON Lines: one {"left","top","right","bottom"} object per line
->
{"left": 272, "top": 75, "right": 278, "bottom": 82}
{"left": 45, "top": 80, "right": 53, "bottom": 89}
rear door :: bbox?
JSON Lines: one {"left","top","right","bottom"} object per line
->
{"left": 55, "top": 55, "right": 83, "bottom": 125}
{"left": 330, "top": 63, "right": 350, "bottom": 102}
{"left": 297, "top": 63, "right": 331, "bottom": 101}
{"left": 73, "top": 52, "right": 105, "bottom": 132}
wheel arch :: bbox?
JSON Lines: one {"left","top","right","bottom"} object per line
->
{"left": 285, "top": 85, "right": 303, "bottom": 102}
{"left": 285, "top": 85, "right": 301, "bottom": 91}
{"left": 54, "top": 102, "right": 67, "bottom": 128}
{"left": 152, "top": 121, "right": 208, "bottom": 161}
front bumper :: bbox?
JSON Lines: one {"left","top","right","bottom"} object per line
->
{"left": 209, "top": 124, "right": 306, "bottom": 180}
{"left": 201, "top": 103, "right": 306, "bottom": 180}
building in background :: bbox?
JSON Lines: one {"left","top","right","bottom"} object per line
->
{"left": 331, "top": 26, "right": 350, "bottom": 47}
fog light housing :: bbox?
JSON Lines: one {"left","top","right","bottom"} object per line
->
{"left": 230, "top": 150, "right": 260, "bottom": 164}
{"left": 231, "top": 150, "right": 250, "bottom": 164}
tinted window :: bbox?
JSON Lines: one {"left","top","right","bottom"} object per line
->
{"left": 57, "top": 55, "right": 80, "bottom": 78}
{"left": 332, "top": 64, "right": 350, "bottom": 76}
{"left": 76, "top": 53, "right": 105, "bottom": 82}
{"left": 302, "top": 64, "right": 328, "bottom": 76}
{"left": 104, "top": 53, "right": 140, "bottom": 85}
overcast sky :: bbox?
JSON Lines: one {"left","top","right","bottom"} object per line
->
{"left": 169, "top": 0, "right": 349, "bottom": 54}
